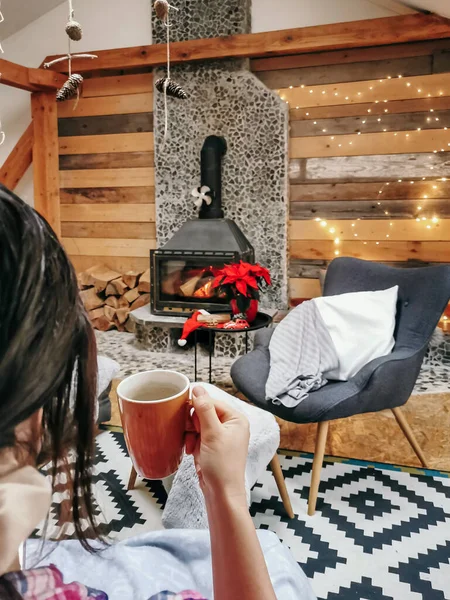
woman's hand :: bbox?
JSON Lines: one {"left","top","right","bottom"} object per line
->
{"left": 185, "top": 386, "right": 250, "bottom": 503}
{"left": 186, "top": 387, "right": 278, "bottom": 600}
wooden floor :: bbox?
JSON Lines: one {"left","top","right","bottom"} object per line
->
{"left": 107, "top": 382, "right": 450, "bottom": 472}
{"left": 275, "top": 393, "right": 450, "bottom": 471}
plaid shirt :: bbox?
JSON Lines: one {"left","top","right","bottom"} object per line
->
{"left": 4, "top": 566, "right": 207, "bottom": 600}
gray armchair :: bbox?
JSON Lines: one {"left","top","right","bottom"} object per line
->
{"left": 231, "top": 258, "right": 450, "bottom": 516}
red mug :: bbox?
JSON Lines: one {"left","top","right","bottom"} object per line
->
{"left": 117, "top": 370, "right": 190, "bottom": 479}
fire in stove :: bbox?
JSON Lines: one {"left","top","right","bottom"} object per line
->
{"left": 160, "top": 264, "right": 221, "bottom": 300}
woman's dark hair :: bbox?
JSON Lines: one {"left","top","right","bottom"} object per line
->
{"left": 0, "top": 186, "right": 99, "bottom": 557}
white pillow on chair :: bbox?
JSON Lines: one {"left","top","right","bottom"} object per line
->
{"left": 314, "top": 286, "right": 398, "bottom": 381}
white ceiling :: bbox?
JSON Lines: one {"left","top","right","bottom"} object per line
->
{"left": 0, "top": 0, "right": 66, "bottom": 40}
{"left": 0, "top": 0, "right": 448, "bottom": 41}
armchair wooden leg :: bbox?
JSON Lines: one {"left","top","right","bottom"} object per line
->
{"left": 128, "top": 466, "right": 138, "bottom": 490}
{"left": 308, "top": 421, "right": 329, "bottom": 516}
{"left": 391, "top": 407, "right": 429, "bottom": 468}
{"left": 270, "top": 454, "right": 295, "bottom": 519}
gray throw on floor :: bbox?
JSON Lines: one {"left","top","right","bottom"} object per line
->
{"left": 265, "top": 300, "right": 339, "bottom": 408}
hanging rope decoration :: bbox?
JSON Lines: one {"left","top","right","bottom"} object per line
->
{"left": 65, "top": 0, "right": 83, "bottom": 42}
{"left": 154, "top": 0, "right": 187, "bottom": 100}
{"left": 154, "top": 0, "right": 187, "bottom": 140}
{"left": 0, "top": 0, "right": 4, "bottom": 54}
{"left": 0, "top": 1, "right": 6, "bottom": 146}
{"left": 154, "top": 0, "right": 169, "bottom": 20}
{"left": 44, "top": 0, "right": 97, "bottom": 105}
{"left": 56, "top": 74, "right": 84, "bottom": 102}
{"left": 65, "top": 19, "right": 83, "bottom": 41}
{"left": 155, "top": 77, "right": 187, "bottom": 99}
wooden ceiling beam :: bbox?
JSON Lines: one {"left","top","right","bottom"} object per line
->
{"left": 0, "top": 58, "right": 66, "bottom": 92}
{"left": 31, "top": 92, "right": 61, "bottom": 236}
{"left": 28, "top": 67, "right": 67, "bottom": 90}
{"left": 43, "top": 13, "right": 450, "bottom": 74}
{"left": 0, "top": 58, "right": 39, "bottom": 91}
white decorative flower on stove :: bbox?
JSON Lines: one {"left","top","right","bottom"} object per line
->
{"left": 191, "top": 185, "right": 212, "bottom": 209}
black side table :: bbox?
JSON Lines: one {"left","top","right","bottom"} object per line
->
{"left": 193, "top": 312, "right": 273, "bottom": 384}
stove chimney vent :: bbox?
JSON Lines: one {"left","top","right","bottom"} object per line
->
{"left": 199, "top": 135, "right": 227, "bottom": 220}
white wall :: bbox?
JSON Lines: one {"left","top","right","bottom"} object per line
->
{"left": 0, "top": 0, "right": 397, "bottom": 204}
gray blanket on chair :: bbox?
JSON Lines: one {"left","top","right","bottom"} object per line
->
{"left": 266, "top": 300, "right": 339, "bottom": 408}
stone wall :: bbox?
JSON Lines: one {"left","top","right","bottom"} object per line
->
{"left": 154, "top": 60, "right": 289, "bottom": 308}
{"left": 153, "top": 0, "right": 251, "bottom": 42}
{"left": 152, "top": 0, "right": 289, "bottom": 309}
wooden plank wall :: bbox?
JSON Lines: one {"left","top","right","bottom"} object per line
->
{"left": 252, "top": 40, "right": 450, "bottom": 304}
{"left": 58, "top": 72, "right": 155, "bottom": 273}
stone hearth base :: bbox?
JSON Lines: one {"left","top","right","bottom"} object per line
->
{"left": 134, "top": 321, "right": 252, "bottom": 359}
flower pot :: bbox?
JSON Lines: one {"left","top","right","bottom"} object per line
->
{"left": 230, "top": 298, "right": 258, "bottom": 323}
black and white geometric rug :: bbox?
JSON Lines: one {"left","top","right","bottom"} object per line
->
{"left": 36, "top": 430, "right": 450, "bottom": 600}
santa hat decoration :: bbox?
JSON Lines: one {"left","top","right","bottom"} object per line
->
{"left": 178, "top": 311, "right": 204, "bottom": 346}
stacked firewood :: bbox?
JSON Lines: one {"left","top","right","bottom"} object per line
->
{"left": 77, "top": 265, "right": 150, "bottom": 332}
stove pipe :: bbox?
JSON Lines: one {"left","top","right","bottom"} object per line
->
{"left": 199, "top": 135, "right": 227, "bottom": 220}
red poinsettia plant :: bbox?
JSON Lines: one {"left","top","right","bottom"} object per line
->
{"left": 212, "top": 261, "right": 271, "bottom": 314}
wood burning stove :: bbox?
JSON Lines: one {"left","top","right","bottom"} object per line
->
{"left": 151, "top": 135, "right": 254, "bottom": 316}
{"left": 150, "top": 221, "right": 254, "bottom": 315}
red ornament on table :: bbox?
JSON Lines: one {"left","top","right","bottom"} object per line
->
{"left": 223, "top": 318, "right": 250, "bottom": 330}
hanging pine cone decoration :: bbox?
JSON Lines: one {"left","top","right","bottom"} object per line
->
{"left": 155, "top": 77, "right": 187, "bottom": 99}
{"left": 65, "top": 19, "right": 83, "bottom": 41}
{"left": 154, "top": 0, "right": 169, "bottom": 21}
{"left": 56, "top": 74, "right": 84, "bottom": 102}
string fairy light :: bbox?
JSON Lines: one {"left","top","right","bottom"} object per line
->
{"left": 279, "top": 72, "right": 448, "bottom": 248}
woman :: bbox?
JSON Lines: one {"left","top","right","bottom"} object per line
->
{"left": 0, "top": 186, "right": 314, "bottom": 599}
